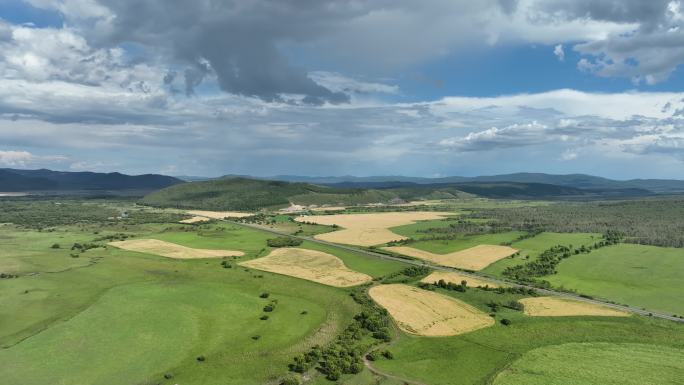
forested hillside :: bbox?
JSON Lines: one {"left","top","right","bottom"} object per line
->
{"left": 140, "top": 177, "right": 397, "bottom": 210}
{"left": 472, "top": 199, "right": 684, "bottom": 248}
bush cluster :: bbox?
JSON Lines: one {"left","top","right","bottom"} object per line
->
{"left": 267, "top": 237, "right": 303, "bottom": 248}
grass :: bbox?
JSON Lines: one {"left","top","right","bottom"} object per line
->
{"left": 389, "top": 218, "right": 459, "bottom": 239}
{"left": 405, "top": 231, "right": 525, "bottom": 254}
{"left": 374, "top": 308, "right": 684, "bottom": 385}
{"left": 493, "top": 342, "right": 684, "bottom": 385}
{"left": 483, "top": 232, "right": 601, "bottom": 276}
{"left": 545, "top": 243, "right": 684, "bottom": 315}
{"left": 370, "top": 281, "right": 684, "bottom": 385}
{"left": 301, "top": 241, "right": 405, "bottom": 278}
{"left": 152, "top": 223, "right": 272, "bottom": 257}
{"left": 3, "top": 198, "right": 684, "bottom": 385}
{"left": 0, "top": 222, "right": 365, "bottom": 385}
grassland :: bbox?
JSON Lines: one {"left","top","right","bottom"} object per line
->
{"left": 389, "top": 218, "right": 461, "bottom": 238}
{"left": 483, "top": 232, "right": 600, "bottom": 276}
{"left": 384, "top": 244, "right": 517, "bottom": 270}
{"left": 545, "top": 243, "right": 684, "bottom": 315}
{"left": 373, "top": 296, "right": 684, "bottom": 385}
{"left": 3, "top": 196, "right": 684, "bottom": 385}
{"left": 404, "top": 231, "right": 525, "bottom": 254}
{"left": 0, "top": 211, "right": 405, "bottom": 385}
{"left": 493, "top": 343, "right": 684, "bottom": 385}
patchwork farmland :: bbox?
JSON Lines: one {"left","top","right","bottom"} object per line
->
{"left": 2, "top": 181, "right": 684, "bottom": 385}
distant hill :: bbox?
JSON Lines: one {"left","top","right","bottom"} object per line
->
{"left": 267, "top": 172, "right": 684, "bottom": 193}
{"left": 140, "top": 176, "right": 656, "bottom": 211}
{"left": 0, "top": 168, "right": 183, "bottom": 191}
{"left": 140, "top": 177, "right": 399, "bottom": 210}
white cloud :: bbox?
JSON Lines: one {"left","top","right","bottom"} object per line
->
{"left": 0, "top": 150, "right": 34, "bottom": 167}
{"left": 436, "top": 89, "right": 684, "bottom": 120}
{"left": 0, "top": 149, "right": 68, "bottom": 167}
{"left": 309, "top": 72, "right": 399, "bottom": 95}
{"left": 554, "top": 44, "right": 565, "bottom": 61}
{"left": 560, "top": 149, "right": 578, "bottom": 160}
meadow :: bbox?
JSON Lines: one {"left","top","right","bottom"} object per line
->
{"left": 400, "top": 231, "right": 525, "bottom": 254}
{"left": 3, "top": 197, "right": 684, "bottom": 385}
{"left": 545, "top": 243, "right": 684, "bottom": 315}
{"left": 493, "top": 342, "right": 684, "bottom": 385}
{"left": 483, "top": 232, "right": 600, "bottom": 276}
{"left": 0, "top": 209, "right": 404, "bottom": 385}
{"left": 372, "top": 286, "right": 684, "bottom": 385}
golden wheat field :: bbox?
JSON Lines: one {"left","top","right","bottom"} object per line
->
{"left": 384, "top": 244, "right": 517, "bottom": 270}
{"left": 108, "top": 239, "right": 244, "bottom": 259}
{"left": 295, "top": 212, "right": 452, "bottom": 246}
{"left": 239, "top": 247, "right": 372, "bottom": 287}
{"left": 368, "top": 284, "right": 494, "bottom": 336}
{"left": 519, "top": 297, "right": 630, "bottom": 317}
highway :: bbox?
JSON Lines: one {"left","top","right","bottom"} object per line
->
{"left": 227, "top": 220, "right": 684, "bottom": 324}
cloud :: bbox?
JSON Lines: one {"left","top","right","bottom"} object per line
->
{"left": 19, "top": 0, "right": 642, "bottom": 103}
{"left": 0, "top": 150, "right": 33, "bottom": 166}
{"left": 1, "top": 76, "right": 684, "bottom": 176}
{"left": 309, "top": 72, "right": 399, "bottom": 95}
{"left": 53, "top": 0, "right": 358, "bottom": 104}
{"left": 553, "top": 44, "right": 565, "bottom": 61}
{"left": 560, "top": 148, "right": 578, "bottom": 160}
{"left": 0, "top": 149, "right": 67, "bottom": 167}
{"left": 535, "top": 0, "right": 684, "bottom": 83}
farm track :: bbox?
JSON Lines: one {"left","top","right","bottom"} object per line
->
{"left": 228, "top": 220, "right": 684, "bottom": 324}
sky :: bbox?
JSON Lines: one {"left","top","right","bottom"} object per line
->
{"left": 2, "top": 1, "right": 684, "bottom": 179}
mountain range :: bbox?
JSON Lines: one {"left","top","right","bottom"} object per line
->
{"left": 259, "top": 173, "right": 684, "bottom": 193}
{"left": 0, "top": 168, "right": 182, "bottom": 192}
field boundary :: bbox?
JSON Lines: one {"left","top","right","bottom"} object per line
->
{"left": 227, "top": 220, "right": 684, "bottom": 324}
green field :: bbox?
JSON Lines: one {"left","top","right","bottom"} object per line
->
{"left": 545, "top": 243, "right": 684, "bottom": 315}
{"left": 366, "top": 280, "right": 684, "bottom": 385}
{"left": 0, "top": 217, "right": 404, "bottom": 385}
{"left": 371, "top": 282, "right": 684, "bottom": 385}
{"left": 493, "top": 342, "right": 684, "bottom": 385}
{"left": 3, "top": 199, "right": 684, "bottom": 385}
{"left": 483, "top": 232, "right": 601, "bottom": 276}
{"left": 374, "top": 307, "right": 684, "bottom": 385}
{"left": 389, "top": 218, "right": 460, "bottom": 239}
{"left": 405, "top": 231, "right": 525, "bottom": 254}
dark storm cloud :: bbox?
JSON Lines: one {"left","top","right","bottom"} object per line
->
{"left": 93, "top": 0, "right": 358, "bottom": 104}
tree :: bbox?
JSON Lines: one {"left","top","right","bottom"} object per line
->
{"left": 267, "top": 237, "right": 303, "bottom": 247}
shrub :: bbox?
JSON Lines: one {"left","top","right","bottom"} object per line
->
{"left": 280, "top": 374, "right": 301, "bottom": 385}
{"left": 252, "top": 335, "right": 261, "bottom": 340}
{"left": 267, "top": 236, "right": 303, "bottom": 247}
{"left": 382, "top": 350, "right": 394, "bottom": 359}
{"left": 196, "top": 355, "right": 206, "bottom": 362}
{"left": 260, "top": 292, "right": 270, "bottom": 298}
{"left": 51, "top": 243, "right": 60, "bottom": 249}
{"left": 500, "top": 318, "right": 512, "bottom": 326}
{"left": 366, "top": 351, "right": 380, "bottom": 361}
{"left": 260, "top": 315, "right": 269, "bottom": 320}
